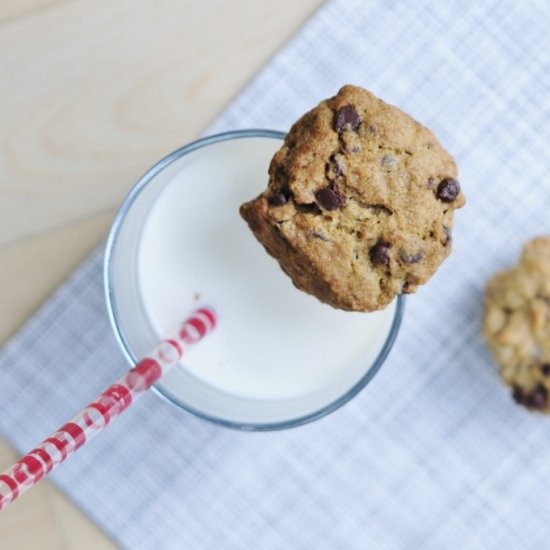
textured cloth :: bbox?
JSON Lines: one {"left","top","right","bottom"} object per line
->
{"left": 1, "top": 1, "right": 550, "bottom": 548}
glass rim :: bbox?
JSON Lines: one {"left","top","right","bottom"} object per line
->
{"left": 104, "top": 128, "right": 406, "bottom": 431}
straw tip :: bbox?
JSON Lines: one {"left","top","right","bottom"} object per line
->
{"left": 194, "top": 307, "right": 217, "bottom": 331}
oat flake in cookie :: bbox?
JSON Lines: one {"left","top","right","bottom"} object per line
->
{"left": 240, "top": 85, "right": 465, "bottom": 312}
{"left": 483, "top": 237, "right": 550, "bottom": 413}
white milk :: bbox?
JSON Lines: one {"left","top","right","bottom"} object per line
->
{"left": 137, "top": 136, "right": 397, "bottom": 407}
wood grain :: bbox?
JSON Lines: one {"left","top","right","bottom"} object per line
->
{"left": 0, "top": 0, "right": 320, "bottom": 247}
{"left": 0, "top": 0, "right": 322, "bottom": 547}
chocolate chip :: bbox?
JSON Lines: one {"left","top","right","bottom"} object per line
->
{"left": 541, "top": 364, "right": 550, "bottom": 376}
{"left": 513, "top": 383, "right": 548, "bottom": 409}
{"left": 400, "top": 251, "right": 423, "bottom": 264}
{"left": 334, "top": 106, "right": 361, "bottom": 132}
{"left": 368, "top": 125, "right": 377, "bottom": 136}
{"left": 315, "top": 184, "right": 344, "bottom": 211}
{"left": 526, "top": 384, "right": 548, "bottom": 409}
{"left": 268, "top": 192, "right": 287, "bottom": 206}
{"left": 436, "top": 178, "right": 461, "bottom": 202}
{"left": 268, "top": 186, "right": 291, "bottom": 206}
{"left": 512, "top": 385, "right": 524, "bottom": 404}
{"left": 370, "top": 240, "right": 391, "bottom": 266}
{"left": 442, "top": 226, "right": 452, "bottom": 246}
{"left": 296, "top": 202, "right": 322, "bottom": 215}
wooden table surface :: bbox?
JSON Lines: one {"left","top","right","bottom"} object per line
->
{"left": 0, "top": 1, "right": 321, "bottom": 546}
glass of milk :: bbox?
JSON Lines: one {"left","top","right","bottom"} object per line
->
{"left": 105, "top": 130, "right": 404, "bottom": 430}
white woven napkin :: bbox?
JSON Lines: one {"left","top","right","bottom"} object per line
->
{"left": 2, "top": 1, "right": 550, "bottom": 548}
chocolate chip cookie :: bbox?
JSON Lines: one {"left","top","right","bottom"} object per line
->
{"left": 240, "top": 85, "right": 465, "bottom": 311}
{"left": 483, "top": 237, "right": 550, "bottom": 412}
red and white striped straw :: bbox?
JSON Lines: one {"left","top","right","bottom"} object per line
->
{"left": 0, "top": 307, "right": 216, "bottom": 511}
